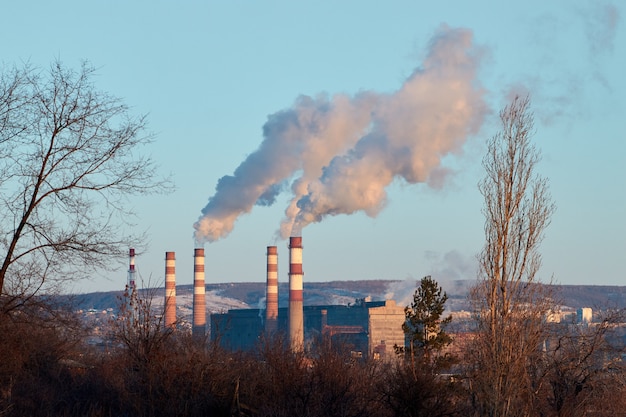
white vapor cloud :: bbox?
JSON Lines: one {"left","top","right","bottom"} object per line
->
{"left": 194, "top": 25, "right": 488, "bottom": 245}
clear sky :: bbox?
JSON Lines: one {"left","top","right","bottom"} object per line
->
{"left": 2, "top": 1, "right": 624, "bottom": 294}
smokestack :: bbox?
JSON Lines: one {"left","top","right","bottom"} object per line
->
{"left": 192, "top": 248, "right": 206, "bottom": 337}
{"left": 127, "top": 248, "right": 136, "bottom": 293}
{"left": 321, "top": 309, "right": 328, "bottom": 330}
{"left": 288, "top": 237, "right": 304, "bottom": 351}
{"left": 265, "top": 246, "right": 278, "bottom": 335}
{"left": 164, "top": 251, "right": 176, "bottom": 329}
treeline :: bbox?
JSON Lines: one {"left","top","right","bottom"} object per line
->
{"left": 0, "top": 303, "right": 444, "bottom": 417}
{"left": 1, "top": 296, "right": 625, "bottom": 417}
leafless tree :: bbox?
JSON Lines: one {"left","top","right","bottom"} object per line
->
{"left": 241, "top": 335, "right": 386, "bottom": 417}
{"left": 105, "top": 283, "right": 224, "bottom": 417}
{"left": 0, "top": 60, "right": 170, "bottom": 311}
{"left": 110, "top": 282, "right": 174, "bottom": 369}
{"left": 0, "top": 300, "right": 86, "bottom": 415}
{"left": 540, "top": 310, "right": 626, "bottom": 417}
{"left": 379, "top": 356, "right": 469, "bottom": 417}
{"left": 467, "top": 96, "right": 556, "bottom": 417}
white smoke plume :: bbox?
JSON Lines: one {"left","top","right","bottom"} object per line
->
{"left": 424, "top": 249, "right": 478, "bottom": 282}
{"left": 385, "top": 279, "right": 420, "bottom": 308}
{"left": 194, "top": 25, "right": 488, "bottom": 244}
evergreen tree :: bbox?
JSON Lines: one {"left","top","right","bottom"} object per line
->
{"left": 401, "top": 276, "right": 452, "bottom": 363}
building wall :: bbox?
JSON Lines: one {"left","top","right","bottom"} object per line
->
{"left": 367, "top": 300, "right": 406, "bottom": 361}
{"left": 210, "top": 300, "right": 401, "bottom": 359}
{"left": 210, "top": 309, "right": 264, "bottom": 350}
{"left": 577, "top": 307, "right": 593, "bottom": 324}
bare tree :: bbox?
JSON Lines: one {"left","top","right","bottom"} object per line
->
{"left": 245, "top": 335, "right": 385, "bottom": 417}
{"left": 0, "top": 60, "right": 170, "bottom": 311}
{"left": 0, "top": 299, "right": 86, "bottom": 415}
{"left": 110, "top": 283, "right": 173, "bottom": 369}
{"left": 467, "top": 96, "right": 556, "bottom": 417}
{"left": 541, "top": 310, "right": 626, "bottom": 417}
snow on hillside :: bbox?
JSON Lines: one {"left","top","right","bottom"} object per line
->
{"left": 150, "top": 289, "right": 249, "bottom": 313}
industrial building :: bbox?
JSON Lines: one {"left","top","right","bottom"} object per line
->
{"left": 209, "top": 238, "right": 406, "bottom": 359}
{"left": 210, "top": 298, "right": 406, "bottom": 360}
{"left": 156, "top": 236, "right": 408, "bottom": 360}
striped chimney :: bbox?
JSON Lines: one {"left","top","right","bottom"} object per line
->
{"left": 288, "top": 236, "right": 304, "bottom": 351}
{"left": 265, "top": 246, "right": 278, "bottom": 335}
{"left": 164, "top": 252, "right": 176, "bottom": 329}
{"left": 192, "top": 248, "right": 206, "bottom": 337}
{"left": 127, "top": 248, "right": 136, "bottom": 293}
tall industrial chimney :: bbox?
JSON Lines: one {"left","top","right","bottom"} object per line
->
{"left": 164, "top": 251, "right": 176, "bottom": 329}
{"left": 192, "top": 248, "right": 206, "bottom": 337}
{"left": 127, "top": 248, "right": 136, "bottom": 293}
{"left": 288, "top": 237, "right": 304, "bottom": 351}
{"left": 265, "top": 246, "right": 278, "bottom": 335}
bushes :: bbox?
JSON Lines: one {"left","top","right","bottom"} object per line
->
{"left": 0, "top": 307, "right": 85, "bottom": 416}
{"left": 2, "top": 300, "right": 626, "bottom": 417}
{"left": 237, "top": 335, "right": 385, "bottom": 417}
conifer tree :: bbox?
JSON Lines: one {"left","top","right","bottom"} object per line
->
{"left": 401, "top": 275, "right": 452, "bottom": 364}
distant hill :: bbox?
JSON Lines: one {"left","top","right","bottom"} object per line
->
{"left": 68, "top": 280, "right": 626, "bottom": 314}
{"left": 554, "top": 284, "right": 626, "bottom": 310}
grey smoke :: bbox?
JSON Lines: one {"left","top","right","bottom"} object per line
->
{"left": 425, "top": 249, "right": 478, "bottom": 282}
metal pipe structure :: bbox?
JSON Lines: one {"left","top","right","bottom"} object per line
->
{"left": 288, "top": 236, "right": 304, "bottom": 351}
{"left": 127, "top": 248, "right": 136, "bottom": 294}
{"left": 164, "top": 251, "right": 176, "bottom": 329}
{"left": 192, "top": 248, "right": 206, "bottom": 337}
{"left": 265, "top": 246, "right": 278, "bottom": 335}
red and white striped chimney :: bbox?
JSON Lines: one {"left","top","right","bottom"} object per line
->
{"left": 164, "top": 251, "right": 176, "bottom": 329}
{"left": 127, "top": 248, "right": 136, "bottom": 293}
{"left": 265, "top": 246, "right": 278, "bottom": 335}
{"left": 288, "top": 236, "right": 304, "bottom": 351}
{"left": 192, "top": 248, "right": 206, "bottom": 337}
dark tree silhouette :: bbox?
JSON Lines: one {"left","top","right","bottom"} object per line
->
{"left": 0, "top": 60, "right": 170, "bottom": 311}
{"left": 401, "top": 275, "right": 452, "bottom": 360}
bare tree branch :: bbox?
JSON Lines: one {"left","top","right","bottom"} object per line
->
{"left": 0, "top": 60, "right": 172, "bottom": 308}
{"left": 468, "top": 96, "right": 556, "bottom": 417}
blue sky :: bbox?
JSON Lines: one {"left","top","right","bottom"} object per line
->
{"left": 2, "top": 1, "right": 624, "bottom": 293}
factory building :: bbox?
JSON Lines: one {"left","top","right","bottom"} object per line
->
{"left": 368, "top": 300, "right": 408, "bottom": 360}
{"left": 158, "top": 236, "right": 407, "bottom": 358}
{"left": 577, "top": 307, "right": 593, "bottom": 324}
{"left": 210, "top": 298, "right": 405, "bottom": 360}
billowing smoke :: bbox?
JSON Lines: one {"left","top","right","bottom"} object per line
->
{"left": 194, "top": 25, "right": 487, "bottom": 244}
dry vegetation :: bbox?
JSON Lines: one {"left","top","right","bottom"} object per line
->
{"left": 1, "top": 296, "right": 625, "bottom": 417}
